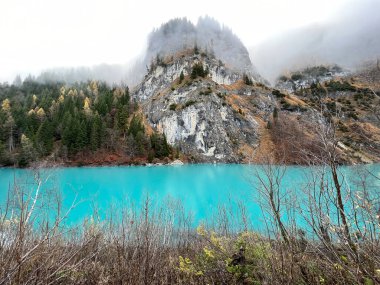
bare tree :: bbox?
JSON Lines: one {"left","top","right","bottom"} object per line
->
{"left": 253, "top": 158, "right": 290, "bottom": 245}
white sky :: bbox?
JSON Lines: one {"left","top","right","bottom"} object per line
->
{"left": 0, "top": 0, "right": 348, "bottom": 82}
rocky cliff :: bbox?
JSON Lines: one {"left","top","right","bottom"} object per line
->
{"left": 132, "top": 49, "right": 380, "bottom": 164}
{"left": 133, "top": 52, "right": 270, "bottom": 162}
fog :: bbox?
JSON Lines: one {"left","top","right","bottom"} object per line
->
{"left": 29, "top": 17, "right": 255, "bottom": 87}
{"left": 2, "top": 0, "right": 379, "bottom": 87}
{"left": 145, "top": 17, "right": 253, "bottom": 72}
{"left": 251, "top": 0, "right": 380, "bottom": 83}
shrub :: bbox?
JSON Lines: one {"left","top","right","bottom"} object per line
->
{"left": 184, "top": 100, "right": 196, "bottom": 108}
{"left": 347, "top": 111, "right": 359, "bottom": 120}
{"left": 291, "top": 73, "right": 304, "bottom": 81}
{"left": 243, "top": 74, "right": 253, "bottom": 85}
{"left": 203, "top": 89, "right": 212, "bottom": 95}
{"left": 179, "top": 71, "right": 184, "bottom": 84}
{"left": 272, "top": 89, "right": 285, "bottom": 98}
{"left": 326, "top": 80, "right": 356, "bottom": 92}
{"left": 169, "top": 103, "right": 177, "bottom": 111}
{"left": 278, "top": 75, "right": 289, "bottom": 82}
{"left": 191, "top": 63, "right": 208, "bottom": 79}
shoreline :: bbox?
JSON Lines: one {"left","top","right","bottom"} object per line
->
{"left": 1, "top": 158, "right": 378, "bottom": 170}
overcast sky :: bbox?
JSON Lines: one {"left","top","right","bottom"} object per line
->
{"left": 0, "top": 0, "right": 358, "bottom": 82}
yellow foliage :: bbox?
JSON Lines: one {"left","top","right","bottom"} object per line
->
{"left": 60, "top": 86, "right": 66, "bottom": 96}
{"left": 21, "top": 134, "right": 29, "bottom": 144}
{"left": 203, "top": 247, "right": 215, "bottom": 259}
{"left": 178, "top": 256, "right": 203, "bottom": 276}
{"left": 58, "top": 95, "right": 64, "bottom": 103}
{"left": 90, "top": 80, "right": 99, "bottom": 96}
{"left": 113, "top": 87, "right": 125, "bottom": 98}
{"left": 2, "top": 99, "right": 11, "bottom": 112}
{"left": 32, "top": 94, "right": 38, "bottom": 105}
{"left": 90, "top": 80, "right": 97, "bottom": 89}
{"left": 197, "top": 224, "right": 207, "bottom": 236}
{"left": 333, "top": 263, "right": 343, "bottom": 271}
{"left": 28, "top": 109, "right": 35, "bottom": 116}
{"left": 49, "top": 100, "right": 58, "bottom": 114}
{"left": 21, "top": 133, "right": 34, "bottom": 152}
{"left": 375, "top": 269, "right": 380, "bottom": 278}
{"left": 83, "top": 97, "right": 91, "bottom": 110}
{"left": 210, "top": 231, "right": 224, "bottom": 251}
{"left": 36, "top": 108, "right": 46, "bottom": 118}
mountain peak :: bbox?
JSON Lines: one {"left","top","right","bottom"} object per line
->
{"left": 145, "top": 17, "right": 253, "bottom": 73}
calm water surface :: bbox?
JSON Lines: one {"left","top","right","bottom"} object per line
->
{"left": 1, "top": 164, "right": 379, "bottom": 227}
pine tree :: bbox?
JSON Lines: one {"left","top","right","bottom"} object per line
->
{"left": 128, "top": 115, "right": 144, "bottom": 137}
{"left": 150, "top": 133, "right": 170, "bottom": 158}
{"left": 116, "top": 105, "right": 129, "bottom": 137}
{"left": 77, "top": 120, "right": 88, "bottom": 150}
{"left": 19, "top": 134, "right": 36, "bottom": 166}
{"left": 179, "top": 71, "right": 184, "bottom": 84}
{"left": 35, "top": 119, "right": 53, "bottom": 156}
{"left": 90, "top": 114, "right": 103, "bottom": 151}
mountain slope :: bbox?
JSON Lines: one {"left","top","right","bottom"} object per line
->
{"left": 133, "top": 48, "right": 380, "bottom": 164}
{"left": 133, "top": 50, "right": 266, "bottom": 162}
{"left": 251, "top": 0, "right": 380, "bottom": 83}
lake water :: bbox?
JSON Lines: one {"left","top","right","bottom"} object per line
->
{"left": 1, "top": 164, "right": 379, "bottom": 229}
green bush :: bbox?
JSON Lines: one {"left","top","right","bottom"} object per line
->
{"left": 272, "top": 89, "right": 285, "bottom": 98}
{"left": 184, "top": 100, "right": 196, "bottom": 108}
{"left": 169, "top": 103, "right": 177, "bottom": 111}
{"left": 243, "top": 74, "right": 253, "bottom": 85}
{"left": 326, "top": 80, "right": 356, "bottom": 92}
{"left": 291, "top": 73, "right": 304, "bottom": 81}
{"left": 278, "top": 75, "right": 289, "bottom": 82}
{"left": 191, "top": 63, "right": 208, "bottom": 79}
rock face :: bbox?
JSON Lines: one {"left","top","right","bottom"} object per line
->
{"left": 132, "top": 49, "right": 380, "bottom": 164}
{"left": 275, "top": 65, "right": 347, "bottom": 93}
{"left": 134, "top": 55, "right": 243, "bottom": 101}
{"left": 133, "top": 53, "right": 264, "bottom": 162}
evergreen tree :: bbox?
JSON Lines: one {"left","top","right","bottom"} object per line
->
{"left": 150, "top": 133, "right": 170, "bottom": 158}
{"left": 128, "top": 115, "right": 144, "bottom": 137}
{"left": 35, "top": 119, "right": 53, "bottom": 156}
{"left": 76, "top": 120, "right": 88, "bottom": 150}
{"left": 243, "top": 74, "right": 253, "bottom": 85}
{"left": 191, "top": 63, "right": 207, "bottom": 79}
{"left": 90, "top": 114, "right": 103, "bottom": 151}
{"left": 19, "top": 134, "right": 36, "bottom": 166}
{"left": 135, "top": 131, "right": 146, "bottom": 156}
{"left": 179, "top": 71, "right": 184, "bottom": 84}
{"left": 116, "top": 105, "right": 129, "bottom": 137}
{"left": 25, "top": 113, "right": 40, "bottom": 138}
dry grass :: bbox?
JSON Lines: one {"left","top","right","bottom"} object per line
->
{"left": 0, "top": 163, "right": 379, "bottom": 284}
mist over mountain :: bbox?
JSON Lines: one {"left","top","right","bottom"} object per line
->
{"left": 29, "top": 17, "right": 255, "bottom": 87}
{"left": 145, "top": 17, "right": 253, "bottom": 72}
{"left": 34, "top": 64, "right": 129, "bottom": 85}
{"left": 251, "top": 0, "right": 380, "bottom": 83}
{"left": 11, "top": 0, "right": 380, "bottom": 87}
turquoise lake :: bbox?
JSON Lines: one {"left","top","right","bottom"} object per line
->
{"left": 1, "top": 164, "right": 379, "bottom": 228}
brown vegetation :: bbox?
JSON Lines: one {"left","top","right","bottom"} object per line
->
{"left": 1, "top": 153, "right": 379, "bottom": 284}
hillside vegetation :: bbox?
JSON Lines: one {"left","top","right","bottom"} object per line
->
{"left": 0, "top": 80, "right": 173, "bottom": 167}
{"left": 1, "top": 56, "right": 380, "bottom": 167}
